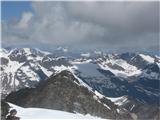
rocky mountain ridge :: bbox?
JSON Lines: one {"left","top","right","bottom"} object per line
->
{"left": 1, "top": 47, "right": 160, "bottom": 119}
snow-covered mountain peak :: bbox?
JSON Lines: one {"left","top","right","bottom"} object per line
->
{"left": 1, "top": 48, "right": 159, "bottom": 101}
{"left": 0, "top": 48, "right": 8, "bottom": 54}
{"left": 22, "top": 48, "right": 32, "bottom": 55}
{"left": 1, "top": 48, "right": 160, "bottom": 120}
{"left": 97, "top": 56, "right": 142, "bottom": 78}
{"left": 0, "top": 48, "right": 10, "bottom": 58}
{"left": 139, "top": 54, "right": 155, "bottom": 63}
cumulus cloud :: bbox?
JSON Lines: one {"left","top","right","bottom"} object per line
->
{"left": 2, "top": 1, "right": 159, "bottom": 53}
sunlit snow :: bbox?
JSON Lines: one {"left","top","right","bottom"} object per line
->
{"left": 8, "top": 103, "right": 103, "bottom": 120}
{"left": 139, "top": 54, "right": 154, "bottom": 63}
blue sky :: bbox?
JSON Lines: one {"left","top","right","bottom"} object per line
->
{"left": 1, "top": 1, "right": 33, "bottom": 21}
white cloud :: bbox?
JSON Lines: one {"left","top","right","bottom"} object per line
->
{"left": 2, "top": 1, "right": 159, "bottom": 53}
{"left": 17, "top": 12, "right": 33, "bottom": 29}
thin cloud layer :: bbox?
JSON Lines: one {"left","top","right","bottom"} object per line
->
{"left": 2, "top": 1, "right": 159, "bottom": 53}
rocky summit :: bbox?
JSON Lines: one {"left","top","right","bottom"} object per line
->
{"left": 5, "top": 70, "right": 132, "bottom": 119}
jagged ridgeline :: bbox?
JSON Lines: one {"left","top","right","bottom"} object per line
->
{"left": 5, "top": 70, "right": 132, "bottom": 119}
{"left": 1, "top": 48, "right": 160, "bottom": 119}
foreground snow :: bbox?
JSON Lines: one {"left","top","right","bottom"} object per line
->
{"left": 8, "top": 103, "right": 103, "bottom": 120}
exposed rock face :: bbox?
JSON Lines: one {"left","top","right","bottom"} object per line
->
{"left": 1, "top": 101, "right": 10, "bottom": 120}
{"left": 132, "top": 105, "right": 160, "bottom": 120}
{"left": 8, "top": 49, "right": 27, "bottom": 63}
{"left": 0, "top": 57, "right": 9, "bottom": 65}
{"left": 1, "top": 48, "right": 72, "bottom": 97}
{"left": 1, "top": 48, "right": 160, "bottom": 119}
{"left": 116, "top": 96, "right": 160, "bottom": 120}
{"left": 1, "top": 48, "right": 160, "bottom": 105}
{"left": 5, "top": 71, "right": 132, "bottom": 119}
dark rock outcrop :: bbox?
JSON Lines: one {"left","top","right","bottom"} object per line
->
{"left": 0, "top": 57, "right": 9, "bottom": 65}
{"left": 5, "top": 70, "right": 132, "bottom": 119}
{"left": 1, "top": 101, "right": 10, "bottom": 120}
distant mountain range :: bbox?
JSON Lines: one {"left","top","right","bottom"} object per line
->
{"left": 1, "top": 48, "right": 160, "bottom": 119}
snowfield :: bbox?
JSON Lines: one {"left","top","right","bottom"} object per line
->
{"left": 139, "top": 54, "right": 155, "bottom": 63}
{"left": 8, "top": 103, "right": 104, "bottom": 120}
{"left": 98, "top": 58, "right": 142, "bottom": 78}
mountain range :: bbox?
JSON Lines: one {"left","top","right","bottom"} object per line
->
{"left": 1, "top": 48, "right": 160, "bottom": 119}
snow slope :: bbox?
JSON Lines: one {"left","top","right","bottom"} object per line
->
{"left": 8, "top": 103, "right": 103, "bottom": 120}
{"left": 98, "top": 58, "right": 142, "bottom": 78}
{"left": 139, "top": 54, "right": 154, "bottom": 63}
